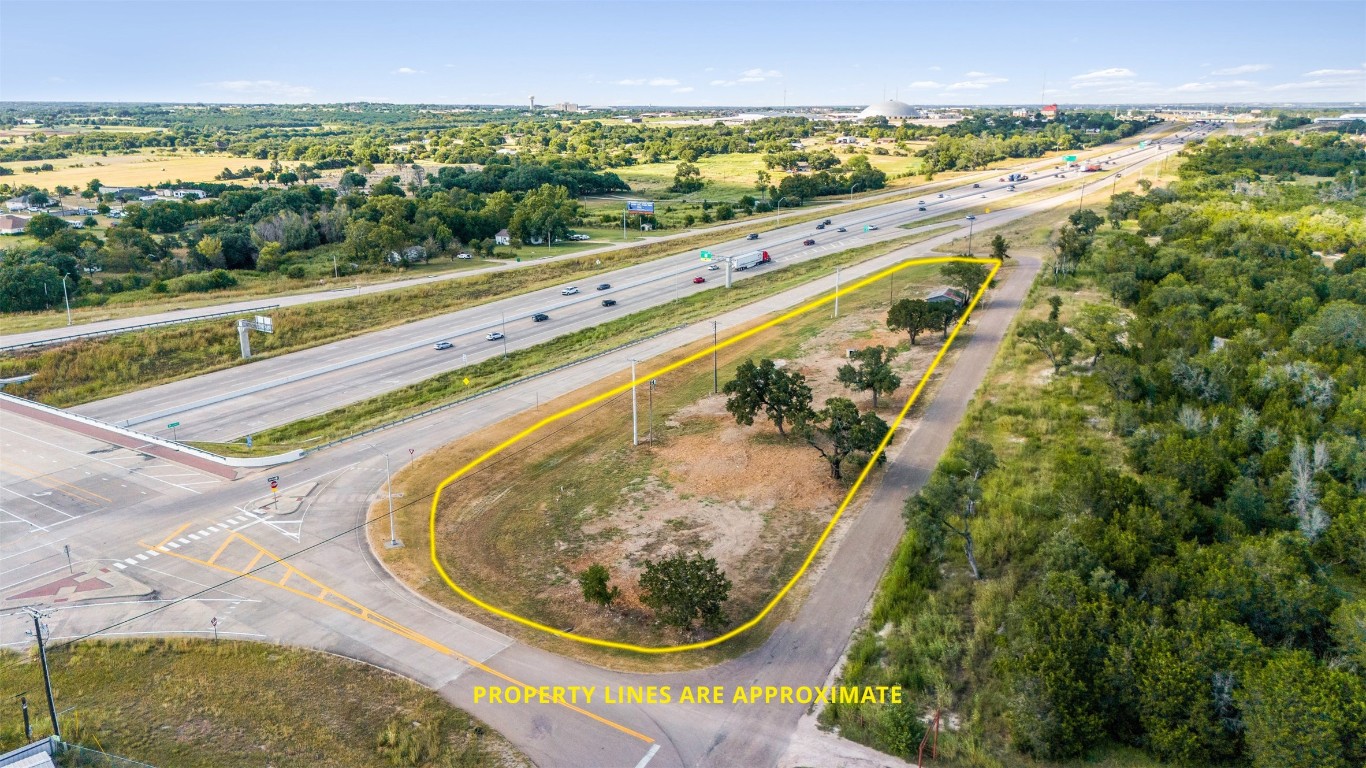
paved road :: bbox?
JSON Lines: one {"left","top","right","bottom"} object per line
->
{"left": 0, "top": 129, "right": 1206, "bottom": 768}
{"left": 0, "top": 123, "right": 1184, "bottom": 352}
{"left": 71, "top": 132, "right": 1197, "bottom": 442}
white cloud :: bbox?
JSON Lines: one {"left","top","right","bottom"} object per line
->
{"left": 742, "top": 68, "right": 781, "bottom": 79}
{"left": 1071, "top": 67, "right": 1136, "bottom": 82}
{"left": 1211, "top": 63, "right": 1269, "bottom": 75}
{"left": 1174, "top": 79, "right": 1257, "bottom": 93}
{"left": 907, "top": 80, "right": 944, "bottom": 89}
{"left": 1269, "top": 79, "right": 1350, "bottom": 91}
{"left": 944, "top": 74, "right": 1007, "bottom": 91}
{"left": 1304, "top": 67, "right": 1366, "bottom": 77}
{"left": 392, "top": 67, "right": 423, "bottom": 75}
{"left": 672, "top": 86, "right": 694, "bottom": 94}
{"left": 618, "top": 77, "right": 682, "bottom": 87}
{"left": 649, "top": 77, "right": 680, "bottom": 87}
{"left": 204, "top": 80, "right": 315, "bottom": 100}
{"left": 709, "top": 79, "right": 728, "bottom": 86}
{"left": 928, "top": 66, "right": 942, "bottom": 72}
{"left": 712, "top": 68, "right": 781, "bottom": 86}
{"left": 617, "top": 78, "right": 646, "bottom": 86}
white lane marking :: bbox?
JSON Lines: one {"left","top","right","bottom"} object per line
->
{"left": 0, "top": 486, "right": 78, "bottom": 518}
{"left": 146, "top": 550, "right": 160, "bottom": 557}
{"left": 135, "top": 554, "right": 149, "bottom": 561}
{"left": 166, "top": 541, "right": 180, "bottom": 549}
{"left": 113, "top": 562, "right": 126, "bottom": 569}
{"left": 195, "top": 530, "right": 210, "bottom": 537}
{"left": 0, "top": 426, "right": 207, "bottom": 495}
{"left": 177, "top": 538, "right": 190, "bottom": 544}
{"left": 123, "top": 558, "right": 138, "bottom": 565}
{"left": 633, "top": 744, "right": 661, "bottom": 768}
{"left": 187, "top": 534, "right": 200, "bottom": 540}
{"left": 0, "top": 507, "right": 50, "bottom": 532}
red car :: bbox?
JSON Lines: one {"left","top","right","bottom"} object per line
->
{"left": 693, "top": 276, "right": 706, "bottom": 284}
{"left": 803, "top": 238, "right": 816, "bottom": 246}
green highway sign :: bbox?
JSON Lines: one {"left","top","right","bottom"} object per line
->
{"left": 167, "top": 421, "right": 180, "bottom": 428}
{"left": 1065, "top": 155, "right": 1077, "bottom": 163}
{"left": 700, "top": 250, "right": 713, "bottom": 260}
{"left": 1139, "top": 141, "right": 1149, "bottom": 149}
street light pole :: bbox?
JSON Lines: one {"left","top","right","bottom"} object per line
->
{"left": 1079, "top": 181, "right": 1087, "bottom": 211}
{"left": 60, "top": 276, "right": 71, "bottom": 326}
{"left": 361, "top": 443, "right": 401, "bottom": 548}
{"left": 711, "top": 320, "right": 719, "bottom": 394}
{"left": 629, "top": 359, "right": 639, "bottom": 446}
{"left": 648, "top": 379, "right": 656, "bottom": 441}
{"left": 849, "top": 183, "right": 861, "bottom": 205}
{"left": 501, "top": 311, "right": 508, "bottom": 358}
{"left": 775, "top": 196, "right": 791, "bottom": 228}
{"left": 966, "top": 215, "right": 977, "bottom": 256}
{"left": 834, "top": 267, "right": 841, "bottom": 318}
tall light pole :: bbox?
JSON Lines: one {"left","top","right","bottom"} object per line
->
{"left": 711, "top": 320, "right": 719, "bottom": 394}
{"left": 500, "top": 311, "right": 508, "bottom": 358}
{"left": 648, "top": 379, "right": 656, "bottom": 442}
{"left": 629, "top": 359, "right": 639, "bottom": 446}
{"left": 849, "top": 182, "right": 861, "bottom": 205}
{"left": 965, "top": 214, "right": 977, "bottom": 256}
{"left": 1078, "top": 181, "right": 1087, "bottom": 211}
{"left": 834, "top": 266, "right": 842, "bottom": 318}
{"left": 361, "top": 443, "right": 401, "bottom": 548}
{"left": 60, "top": 276, "right": 72, "bottom": 326}
{"left": 775, "top": 196, "right": 792, "bottom": 228}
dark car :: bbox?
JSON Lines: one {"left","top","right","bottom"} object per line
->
{"left": 532, "top": 313, "right": 549, "bottom": 322}
{"left": 601, "top": 299, "right": 617, "bottom": 307}
{"left": 836, "top": 227, "right": 847, "bottom": 232}
{"left": 816, "top": 223, "right": 826, "bottom": 230}
{"left": 693, "top": 276, "right": 706, "bottom": 284}
{"left": 803, "top": 238, "right": 816, "bottom": 246}
{"left": 918, "top": 206, "right": 927, "bottom": 211}
{"left": 746, "top": 233, "right": 759, "bottom": 240}
{"left": 596, "top": 283, "right": 611, "bottom": 290}
{"left": 972, "top": 183, "right": 981, "bottom": 189}
{"left": 822, "top": 219, "right": 831, "bottom": 225}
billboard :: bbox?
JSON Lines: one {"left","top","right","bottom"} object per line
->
{"left": 626, "top": 200, "right": 655, "bottom": 214}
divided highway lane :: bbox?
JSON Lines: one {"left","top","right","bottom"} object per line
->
{"left": 72, "top": 134, "right": 1207, "bottom": 442}
{"left": 0, "top": 123, "right": 1185, "bottom": 349}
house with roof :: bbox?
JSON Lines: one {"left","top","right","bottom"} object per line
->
{"left": 0, "top": 214, "right": 32, "bottom": 235}
{"left": 926, "top": 287, "right": 968, "bottom": 307}
{"left": 494, "top": 229, "right": 512, "bottom": 246}
{"left": 1041, "top": 104, "right": 1059, "bottom": 120}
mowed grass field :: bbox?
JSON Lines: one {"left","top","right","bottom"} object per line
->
{"left": 0, "top": 149, "right": 252, "bottom": 190}
{"left": 0, "top": 639, "right": 529, "bottom": 768}
{"left": 611, "top": 140, "right": 928, "bottom": 201}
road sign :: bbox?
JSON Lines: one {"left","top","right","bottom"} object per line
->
{"left": 626, "top": 200, "right": 655, "bottom": 214}
{"left": 1065, "top": 155, "right": 1077, "bottom": 163}
{"left": 700, "top": 250, "right": 713, "bottom": 260}
{"left": 269, "top": 479, "right": 278, "bottom": 491}
{"left": 167, "top": 421, "right": 180, "bottom": 429}
{"left": 463, "top": 376, "right": 471, "bottom": 386}
{"left": 1139, "top": 141, "right": 1149, "bottom": 149}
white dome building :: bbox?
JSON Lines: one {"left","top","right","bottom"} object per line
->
{"left": 858, "top": 100, "right": 922, "bottom": 119}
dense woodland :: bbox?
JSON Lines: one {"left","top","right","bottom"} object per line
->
{"left": 824, "top": 133, "right": 1366, "bottom": 766}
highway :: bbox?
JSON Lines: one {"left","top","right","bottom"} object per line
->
{"left": 0, "top": 122, "right": 1183, "bottom": 350}
{"left": 70, "top": 130, "right": 1202, "bottom": 442}
{"left": 0, "top": 125, "right": 1211, "bottom": 768}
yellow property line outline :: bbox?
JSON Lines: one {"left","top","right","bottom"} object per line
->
{"left": 140, "top": 529, "right": 653, "bottom": 744}
{"left": 427, "top": 256, "right": 1003, "bottom": 653}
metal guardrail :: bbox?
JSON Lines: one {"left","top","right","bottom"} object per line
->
{"left": 305, "top": 322, "right": 689, "bottom": 454}
{"left": 0, "top": 304, "right": 282, "bottom": 352}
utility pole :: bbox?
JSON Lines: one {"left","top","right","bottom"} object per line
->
{"left": 648, "top": 379, "right": 656, "bottom": 441}
{"left": 360, "top": 444, "right": 401, "bottom": 548}
{"left": 711, "top": 321, "right": 719, "bottom": 394}
{"left": 60, "top": 277, "right": 71, "bottom": 327}
{"left": 24, "top": 608, "right": 60, "bottom": 742}
{"left": 501, "top": 312, "right": 508, "bottom": 359}
{"left": 18, "top": 694, "right": 32, "bottom": 741}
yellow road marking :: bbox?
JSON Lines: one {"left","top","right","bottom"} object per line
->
{"left": 140, "top": 531, "right": 654, "bottom": 744}
{"left": 206, "top": 535, "right": 234, "bottom": 566}
{"left": 156, "top": 521, "right": 194, "bottom": 548}
{"left": 4, "top": 459, "right": 113, "bottom": 504}
{"left": 426, "top": 256, "right": 1003, "bottom": 653}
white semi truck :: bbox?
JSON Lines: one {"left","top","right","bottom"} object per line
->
{"left": 731, "top": 250, "right": 771, "bottom": 270}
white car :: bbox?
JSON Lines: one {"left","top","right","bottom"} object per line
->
{"left": 561, "top": 287, "right": 580, "bottom": 295}
{"left": 455, "top": 252, "right": 472, "bottom": 260}
{"left": 486, "top": 332, "right": 504, "bottom": 341}
{"left": 433, "top": 341, "right": 453, "bottom": 350}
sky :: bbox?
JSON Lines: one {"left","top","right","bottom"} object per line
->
{"left": 2, "top": 1, "right": 1364, "bottom": 107}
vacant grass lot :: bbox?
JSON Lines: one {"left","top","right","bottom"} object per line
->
{"left": 0, "top": 639, "right": 528, "bottom": 768}
{"left": 374, "top": 259, "right": 957, "bottom": 670}
{"left": 0, "top": 150, "right": 254, "bottom": 190}
{"left": 194, "top": 226, "right": 956, "bottom": 454}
